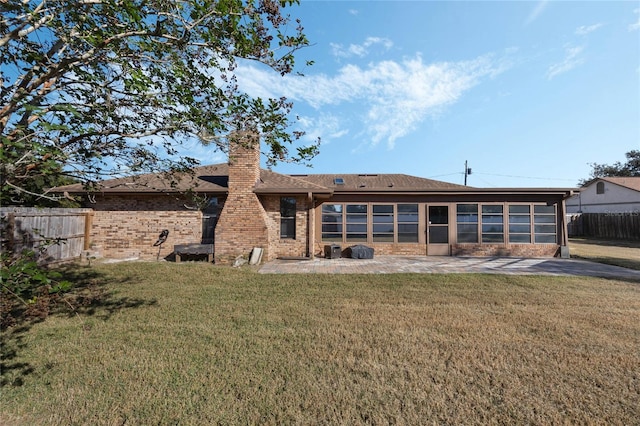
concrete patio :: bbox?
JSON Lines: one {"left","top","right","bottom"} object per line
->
{"left": 259, "top": 256, "right": 640, "bottom": 281}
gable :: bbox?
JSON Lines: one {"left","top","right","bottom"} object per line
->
{"left": 598, "top": 177, "right": 640, "bottom": 193}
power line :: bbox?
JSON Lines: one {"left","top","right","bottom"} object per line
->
{"left": 427, "top": 171, "right": 578, "bottom": 183}
{"left": 427, "top": 172, "right": 463, "bottom": 178}
{"left": 475, "top": 172, "right": 577, "bottom": 182}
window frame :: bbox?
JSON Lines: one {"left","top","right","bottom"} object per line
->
{"left": 456, "top": 203, "right": 479, "bottom": 243}
{"left": 346, "top": 204, "right": 368, "bottom": 242}
{"left": 481, "top": 204, "right": 504, "bottom": 243}
{"left": 397, "top": 204, "right": 420, "bottom": 243}
{"left": 280, "top": 197, "right": 297, "bottom": 239}
{"left": 508, "top": 204, "right": 531, "bottom": 244}
{"left": 372, "top": 204, "right": 395, "bottom": 242}
{"left": 321, "top": 203, "right": 343, "bottom": 242}
{"left": 319, "top": 202, "right": 420, "bottom": 244}
{"left": 533, "top": 204, "right": 557, "bottom": 244}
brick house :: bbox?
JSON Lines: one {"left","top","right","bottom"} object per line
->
{"left": 54, "top": 139, "right": 577, "bottom": 263}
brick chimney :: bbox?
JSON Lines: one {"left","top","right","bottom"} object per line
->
{"left": 214, "top": 131, "right": 269, "bottom": 264}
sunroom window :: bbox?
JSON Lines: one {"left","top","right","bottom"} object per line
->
{"left": 372, "top": 205, "right": 394, "bottom": 242}
{"left": 321, "top": 204, "right": 343, "bottom": 242}
{"left": 534, "top": 205, "right": 556, "bottom": 243}
{"left": 346, "top": 204, "right": 367, "bottom": 242}
{"left": 508, "top": 205, "right": 531, "bottom": 243}
{"left": 398, "top": 204, "right": 419, "bottom": 242}
{"left": 457, "top": 204, "right": 478, "bottom": 243}
{"left": 482, "top": 205, "right": 504, "bottom": 243}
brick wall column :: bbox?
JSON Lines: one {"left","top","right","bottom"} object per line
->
{"left": 214, "top": 132, "right": 270, "bottom": 264}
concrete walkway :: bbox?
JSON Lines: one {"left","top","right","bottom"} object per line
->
{"left": 259, "top": 256, "right": 640, "bottom": 281}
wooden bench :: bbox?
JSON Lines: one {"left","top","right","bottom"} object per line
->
{"left": 173, "top": 243, "right": 214, "bottom": 263}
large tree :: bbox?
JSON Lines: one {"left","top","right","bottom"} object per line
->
{"left": 1, "top": 0, "right": 318, "bottom": 205}
{"left": 580, "top": 150, "right": 640, "bottom": 185}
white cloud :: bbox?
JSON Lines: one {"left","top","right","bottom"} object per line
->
{"left": 525, "top": 0, "right": 549, "bottom": 26}
{"left": 235, "top": 53, "right": 509, "bottom": 149}
{"left": 630, "top": 8, "right": 640, "bottom": 32}
{"left": 297, "top": 114, "right": 349, "bottom": 145}
{"left": 547, "top": 45, "right": 585, "bottom": 80}
{"left": 575, "top": 23, "right": 603, "bottom": 36}
{"left": 330, "top": 37, "right": 393, "bottom": 59}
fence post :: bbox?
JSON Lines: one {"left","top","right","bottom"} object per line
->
{"left": 4, "top": 213, "right": 16, "bottom": 252}
{"left": 83, "top": 211, "right": 94, "bottom": 251}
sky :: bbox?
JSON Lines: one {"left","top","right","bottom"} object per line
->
{"left": 193, "top": 1, "right": 640, "bottom": 188}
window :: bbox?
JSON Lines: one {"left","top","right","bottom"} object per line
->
{"left": 373, "top": 205, "right": 394, "bottom": 242}
{"left": 280, "top": 197, "right": 296, "bottom": 239}
{"left": 457, "top": 204, "right": 478, "bottom": 243}
{"left": 346, "top": 204, "right": 367, "bottom": 242}
{"left": 596, "top": 181, "right": 605, "bottom": 194}
{"left": 201, "top": 197, "right": 220, "bottom": 244}
{"left": 321, "top": 204, "right": 343, "bottom": 242}
{"left": 534, "top": 205, "right": 556, "bottom": 243}
{"left": 398, "top": 204, "right": 419, "bottom": 242}
{"left": 482, "top": 205, "right": 504, "bottom": 243}
{"left": 508, "top": 205, "right": 531, "bottom": 243}
{"left": 320, "top": 203, "right": 418, "bottom": 243}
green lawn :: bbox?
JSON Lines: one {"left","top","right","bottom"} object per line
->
{"left": 2, "top": 262, "right": 639, "bottom": 425}
{"left": 570, "top": 238, "right": 640, "bottom": 270}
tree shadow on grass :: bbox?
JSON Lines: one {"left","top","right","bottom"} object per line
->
{"left": 1, "top": 263, "right": 157, "bottom": 388}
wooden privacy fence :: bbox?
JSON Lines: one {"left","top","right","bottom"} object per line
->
{"left": 1, "top": 207, "right": 94, "bottom": 263}
{"left": 567, "top": 213, "right": 640, "bottom": 240}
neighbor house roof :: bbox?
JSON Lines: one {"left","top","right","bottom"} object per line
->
{"left": 589, "top": 177, "right": 640, "bottom": 192}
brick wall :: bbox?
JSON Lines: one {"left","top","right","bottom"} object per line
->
{"left": 214, "top": 133, "right": 270, "bottom": 264}
{"left": 262, "top": 195, "right": 310, "bottom": 258}
{"left": 90, "top": 195, "right": 202, "bottom": 259}
{"left": 451, "top": 243, "right": 559, "bottom": 257}
{"left": 312, "top": 242, "right": 558, "bottom": 258}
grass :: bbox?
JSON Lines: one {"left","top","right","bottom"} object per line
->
{"left": 570, "top": 238, "right": 640, "bottom": 270}
{"left": 2, "top": 262, "right": 640, "bottom": 425}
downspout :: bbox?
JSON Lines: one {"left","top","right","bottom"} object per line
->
{"left": 307, "top": 192, "right": 314, "bottom": 259}
{"left": 559, "top": 193, "right": 572, "bottom": 258}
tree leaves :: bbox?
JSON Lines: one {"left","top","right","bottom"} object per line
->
{"left": 582, "top": 150, "right": 640, "bottom": 185}
{"left": 1, "top": 0, "right": 318, "bottom": 206}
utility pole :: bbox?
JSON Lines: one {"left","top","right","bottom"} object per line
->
{"left": 464, "top": 161, "right": 472, "bottom": 186}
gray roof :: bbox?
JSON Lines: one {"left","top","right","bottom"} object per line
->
{"left": 290, "top": 173, "right": 466, "bottom": 192}
{"left": 52, "top": 163, "right": 577, "bottom": 197}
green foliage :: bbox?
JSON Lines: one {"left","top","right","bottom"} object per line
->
{"left": 0, "top": 215, "right": 73, "bottom": 325}
{"left": 1, "top": 249, "right": 67, "bottom": 300}
{"left": 0, "top": 247, "right": 72, "bottom": 326}
{"left": 1, "top": 0, "right": 317, "bottom": 205}
{"left": 581, "top": 150, "right": 640, "bottom": 185}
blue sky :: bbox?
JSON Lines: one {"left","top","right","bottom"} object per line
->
{"left": 198, "top": 1, "right": 640, "bottom": 188}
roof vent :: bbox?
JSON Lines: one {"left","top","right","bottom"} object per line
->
{"left": 334, "top": 177, "right": 345, "bottom": 185}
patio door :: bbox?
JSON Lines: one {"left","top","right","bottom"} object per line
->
{"left": 426, "top": 205, "right": 450, "bottom": 255}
